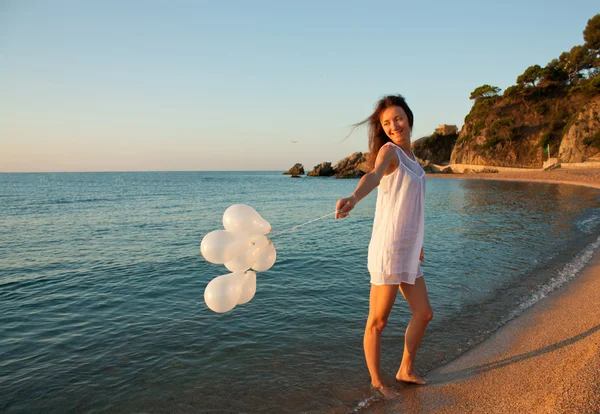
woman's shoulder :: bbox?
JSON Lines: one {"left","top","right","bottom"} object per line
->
{"left": 381, "top": 141, "right": 399, "bottom": 149}
{"left": 380, "top": 142, "right": 400, "bottom": 155}
{"left": 376, "top": 143, "right": 401, "bottom": 175}
{"left": 377, "top": 142, "right": 399, "bottom": 160}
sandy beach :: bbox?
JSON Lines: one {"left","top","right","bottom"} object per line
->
{"left": 368, "top": 168, "right": 600, "bottom": 413}
{"left": 429, "top": 167, "right": 600, "bottom": 190}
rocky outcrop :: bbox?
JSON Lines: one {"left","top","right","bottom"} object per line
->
{"left": 450, "top": 85, "right": 600, "bottom": 168}
{"left": 333, "top": 152, "right": 369, "bottom": 178}
{"left": 412, "top": 132, "right": 459, "bottom": 165}
{"left": 307, "top": 162, "right": 334, "bottom": 176}
{"left": 304, "top": 152, "right": 370, "bottom": 178}
{"left": 283, "top": 163, "right": 304, "bottom": 176}
{"left": 559, "top": 96, "right": 600, "bottom": 163}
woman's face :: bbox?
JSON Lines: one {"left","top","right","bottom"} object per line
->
{"left": 379, "top": 106, "right": 411, "bottom": 146}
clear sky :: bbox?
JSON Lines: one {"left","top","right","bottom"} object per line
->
{"left": 1, "top": 1, "right": 598, "bottom": 172}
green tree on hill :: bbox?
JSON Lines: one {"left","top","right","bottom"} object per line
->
{"left": 559, "top": 45, "right": 596, "bottom": 83}
{"left": 583, "top": 14, "right": 600, "bottom": 75}
{"left": 542, "top": 58, "right": 569, "bottom": 84}
{"left": 584, "top": 14, "right": 600, "bottom": 51}
{"left": 469, "top": 84, "right": 501, "bottom": 100}
{"left": 517, "top": 64, "right": 544, "bottom": 87}
{"left": 553, "top": 15, "right": 600, "bottom": 84}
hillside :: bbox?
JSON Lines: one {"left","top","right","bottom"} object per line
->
{"left": 448, "top": 14, "right": 600, "bottom": 168}
{"left": 452, "top": 87, "right": 599, "bottom": 167}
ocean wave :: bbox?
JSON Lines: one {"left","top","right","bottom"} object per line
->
{"left": 503, "top": 234, "right": 600, "bottom": 323}
{"left": 576, "top": 214, "right": 600, "bottom": 234}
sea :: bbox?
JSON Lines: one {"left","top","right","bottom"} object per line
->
{"left": 1, "top": 171, "right": 599, "bottom": 413}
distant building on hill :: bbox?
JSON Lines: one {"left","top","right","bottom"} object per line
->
{"left": 435, "top": 124, "right": 458, "bottom": 135}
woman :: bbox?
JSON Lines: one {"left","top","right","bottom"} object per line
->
{"left": 335, "top": 95, "right": 433, "bottom": 399}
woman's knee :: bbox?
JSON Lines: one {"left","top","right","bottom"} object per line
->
{"left": 366, "top": 316, "right": 388, "bottom": 332}
{"left": 413, "top": 309, "right": 433, "bottom": 323}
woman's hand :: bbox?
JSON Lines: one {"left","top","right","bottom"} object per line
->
{"left": 419, "top": 247, "right": 424, "bottom": 262}
{"left": 335, "top": 195, "right": 356, "bottom": 219}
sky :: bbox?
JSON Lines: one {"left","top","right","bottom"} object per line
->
{"left": 1, "top": 1, "right": 598, "bottom": 172}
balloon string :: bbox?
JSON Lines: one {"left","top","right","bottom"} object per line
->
{"left": 270, "top": 211, "right": 338, "bottom": 239}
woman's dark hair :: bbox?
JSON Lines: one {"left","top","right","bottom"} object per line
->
{"left": 352, "top": 94, "right": 414, "bottom": 169}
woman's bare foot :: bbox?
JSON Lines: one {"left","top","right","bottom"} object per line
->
{"left": 395, "top": 368, "right": 427, "bottom": 385}
{"left": 370, "top": 384, "right": 399, "bottom": 399}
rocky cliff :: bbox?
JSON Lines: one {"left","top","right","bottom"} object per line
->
{"left": 451, "top": 88, "right": 600, "bottom": 167}
{"left": 559, "top": 96, "right": 600, "bottom": 162}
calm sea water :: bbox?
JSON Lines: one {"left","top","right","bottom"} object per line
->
{"left": 1, "top": 171, "right": 599, "bottom": 413}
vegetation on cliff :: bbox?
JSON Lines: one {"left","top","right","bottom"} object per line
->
{"left": 452, "top": 14, "right": 600, "bottom": 167}
{"left": 412, "top": 131, "right": 459, "bottom": 165}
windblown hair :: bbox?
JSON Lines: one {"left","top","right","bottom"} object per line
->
{"left": 352, "top": 95, "right": 414, "bottom": 169}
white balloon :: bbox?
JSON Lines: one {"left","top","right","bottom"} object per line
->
{"left": 223, "top": 204, "right": 271, "bottom": 235}
{"left": 224, "top": 235, "right": 271, "bottom": 272}
{"left": 237, "top": 271, "right": 257, "bottom": 305}
{"left": 252, "top": 241, "right": 277, "bottom": 272}
{"left": 200, "top": 230, "right": 252, "bottom": 264}
{"left": 224, "top": 246, "right": 256, "bottom": 272}
{"left": 204, "top": 272, "right": 244, "bottom": 313}
{"left": 250, "top": 234, "right": 269, "bottom": 250}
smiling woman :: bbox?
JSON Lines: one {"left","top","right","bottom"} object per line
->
{"left": 361, "top": 95, "right": 415, "bottom": 169}
{"left": 335, "top": 94, "right": 431, "bottom": 399}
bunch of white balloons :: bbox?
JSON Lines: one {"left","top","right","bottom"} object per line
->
{"left": 201, "top": 204, "right": 276, "bottom": 313}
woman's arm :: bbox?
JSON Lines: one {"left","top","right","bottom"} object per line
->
{"left": 335, "top": 145, "right": 398, "bottom": 219}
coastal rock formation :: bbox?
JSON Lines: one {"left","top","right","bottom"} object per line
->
{"left": 412, "top": 130, "right": 459, "bottom": 165}
{"left": 305, "top": 152, "right": 370, "bottom": 178}
{"left": 450, "top": 86, "right": 600, "bottom": 168}
{"left": 333, "top": 152, "right": 369, "bottom": 178}
{"left": 283, "top": 163, "right": 305, "bottom": 176}
{"left": 307, "top": 162, "right": 334, "bottom": 177}
{"left": 559, "top": 96, "right": 600, "bottom": 163}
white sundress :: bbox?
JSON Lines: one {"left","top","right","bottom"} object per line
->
{"left": 368, "top": 142, "right": 426, "bottom": 285}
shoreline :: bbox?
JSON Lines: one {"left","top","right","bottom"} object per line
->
{"left": 381, "top": 247, "right": 600, "bottom": 413}
{"left": 427, "top": 167, "right": 600, "bottom": 190}
{"left": 367, "top": 169, "right": 600, "bottom": 413}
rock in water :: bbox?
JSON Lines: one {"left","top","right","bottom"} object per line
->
{"left": 283, "top": 163, "right": 305, "bottom": 175}
{"left": 307, "top": 162, "right": 334, "bottom": 177}
{"left": 332, "top": 152, "right": 369, "bottom": 178}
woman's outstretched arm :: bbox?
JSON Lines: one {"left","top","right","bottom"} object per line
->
{"left": 335, "top": 145, "right": 397, "bottom": 219}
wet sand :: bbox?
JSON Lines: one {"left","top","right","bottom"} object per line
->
{"left": 370, "top": 168, "right": 600, "bottom": 413}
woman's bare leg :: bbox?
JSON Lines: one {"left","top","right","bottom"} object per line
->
{"left": 396, "top": 277, "right": 433, "bottom": 384}
{"left": 364, "top": 283, "right": 398, "bottom": 396}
